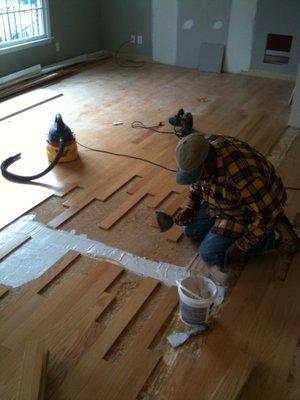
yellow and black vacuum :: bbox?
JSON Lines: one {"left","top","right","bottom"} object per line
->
{"left": 1, "top": 113, "right": 78, "bottom": 183}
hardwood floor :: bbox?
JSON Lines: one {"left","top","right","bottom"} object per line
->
{"left": 0, "top": 60, "right": 298, "bottom": 399}
{"left": 0, "top": 60, "right": 294, "bottom": 265}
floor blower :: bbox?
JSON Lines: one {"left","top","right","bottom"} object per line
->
{"left": 1, "top": 114, "right": 78, "bottom": 183}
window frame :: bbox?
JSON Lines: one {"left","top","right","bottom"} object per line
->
{"left": 0, "top": 0, "right": 52, "bottom": 55}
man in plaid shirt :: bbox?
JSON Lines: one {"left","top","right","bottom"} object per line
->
{"left": 174, "top": 133, "right": 287, "bottom": 268}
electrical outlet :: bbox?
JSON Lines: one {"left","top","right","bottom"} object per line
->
{"left": 130, "top": 34, "right": 135, "bottom": 44}
{"left": 137, "top": 35, "right": 143, "bottom": 45}
{"left": 55, "top": 42, "right": 60, "bottom": 52}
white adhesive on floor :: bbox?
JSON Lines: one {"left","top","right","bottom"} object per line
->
{"left": 0, "top": 215, "right": 189, "bottom": 288}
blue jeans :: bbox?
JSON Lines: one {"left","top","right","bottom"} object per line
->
{"left": 184, "top": 204, "right": 275, "bottom": 266}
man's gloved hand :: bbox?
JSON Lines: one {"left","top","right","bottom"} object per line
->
{"left": 224, "top": 243, "right": 246, "bottom": 267}
{"left": 174, "top": 208, "right": 195, "bottom": 226}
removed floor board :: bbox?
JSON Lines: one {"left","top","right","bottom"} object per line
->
{"left": 0, "top": 89, "right": 63, "bottom": 122}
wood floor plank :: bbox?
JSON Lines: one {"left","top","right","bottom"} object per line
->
{"left": 94, "top": 172, "right": 138, "bottom": 201}
{"left": 127, "top": 167, "right": 156, "bottom": 195}
{"left": 209, "top": 350, "right": 256, "bottom": 400}
{"left": 17, "top": 341, "right": 49, "bottom": 400}
{"left": 0, "top": 233, "right": 31, "bottom": 261}
{"left": 146, "top": 188, "right": 173, "bottom": 209}
{"left": 166, "top": 224, "right": 183, "bottom": 242}
{"left": 239, "top": 254, "right": 300, "bottom": 400}
{"left": 98, "top": 189, "right": 148, "bottom": 230}
{"left": 0, "top": 284, "right": 9, "bottom": 300}
{"left": 290, "top": 348, "right": 300, "bottom": 400}
{"left": 76, "top": 349, "right": 161, "bottom": 400}
{"left": 57, "top": 277, "right": 159, "bottom": 399}
{"left": 47, "top": 197, "right": 95, "bottom": 228}
{"left": 44, "top": 262, "right": 123, "bottom": 350}
{"left": 0, "top": 62, "right": 292, "bottom": 231}
{"left": 2, "top": 262, "right": 121, "bottom": 350}
{"left": 0, "top": 89, "right": 63, "bottom": 121}
{"left": 73, "top": 287, "right": 178, "bottom": 400}
{"left": 0, "top": 251, "right": 80, "bottom": 333}
{"left": 159, "top": 254, "right": 277, "bottom": 400}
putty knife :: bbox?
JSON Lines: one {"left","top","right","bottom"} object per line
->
{"left": 167, "top": 323, "right": 209, "bottom": 348}
{"left": 155, "top": 211, "right": 174, "bottom": 232}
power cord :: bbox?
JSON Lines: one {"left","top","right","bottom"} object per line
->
{"left": 76, "top": 141, "right": 177, "bottom": 173}
{"left": 131, "top": 120, "right": 176, "bottom": 135}
{"left": 115, "top": 40, "right": 145, "bottom": 68}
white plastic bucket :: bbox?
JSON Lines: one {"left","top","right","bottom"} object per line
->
{"left": 177, "top": 276, "right": 217, "bottom": 326}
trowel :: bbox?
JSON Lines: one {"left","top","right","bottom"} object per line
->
{"left": 155, "top": 211, "right": 175, "bottom": 232}
{"left": 167, "top": 323, "right": 209, "bottom": 348}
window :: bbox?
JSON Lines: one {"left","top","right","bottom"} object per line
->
{"left": 264, "top": 33, "right": 293, "bottom": 65}
{"left": 0, "top": 0, "right": 51, "bottom": 53}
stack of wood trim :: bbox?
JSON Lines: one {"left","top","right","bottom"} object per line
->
{"left": 0, "top": 52, "right": 111, "bottom": 100}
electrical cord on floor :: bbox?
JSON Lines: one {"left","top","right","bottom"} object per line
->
{"left": 77, "top": 142, "right": 299, "bottom": 193}
{"left": 115, "top": 40, "right": 145, "bottom": 68}
{"left": 76, "top": 141, "right": 177, "bottom": 173}
{"left": 131, "top": 120, "right": 177, "bottom": 135}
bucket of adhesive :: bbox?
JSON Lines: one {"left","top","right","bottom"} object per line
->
{"left": 177, "top": 276, "right": 217, "bottom": 326}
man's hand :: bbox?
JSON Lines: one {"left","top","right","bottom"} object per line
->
{"left": 224, "top": 243, "right": 246, "bottom": 268}
{"left": 174, "top": 208, "right": 195, "bottom": 226}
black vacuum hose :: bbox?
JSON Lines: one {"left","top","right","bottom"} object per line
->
{"left": 1, "top": 138, "right": 65, "bottom": 182}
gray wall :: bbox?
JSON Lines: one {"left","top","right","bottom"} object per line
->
{"left": 176, "top": 0, "right": 232, "bottom": 68}
{"left": 225, "top": 0, "right": 258, "bottom": 73}
{"left": 152, "top": 0, "right": 178, "bottom": 65}
{"left": 289, "top": 63, "right": 300, "bottom": 127}
{"left": 250, "top": 0, "right": 300, "bottom": 75}
{"left": 0, "top": 0, "right": 102, "bottom": 76}
{"left": 99, "top": 0, "right": 152, "bottom": 57}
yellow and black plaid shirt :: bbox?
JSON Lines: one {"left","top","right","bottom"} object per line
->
{"left": 186, "top": 135, "right": 287, "bottom": 252}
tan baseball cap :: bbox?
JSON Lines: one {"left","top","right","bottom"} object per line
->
{"left": 175, "top": 133, "right": 210, "bottom": 184}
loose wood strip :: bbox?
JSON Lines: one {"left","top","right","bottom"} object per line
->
{"left": 0, "top": 71, "right": 70, "bottom": 100}
{"left": 98, "top": 190, "right": 148, "bottom": 230}
{"left": 17, "top": 341, "right": 49, "bottom": 400}
{"left": 0, "top": 93, "right": 63, "bottom": 122}
{"left": 58, "top": 278, "right": 159, "bottom": 399}
{"left": 166, "top": 224, "right": 183, "bottom": 242}
{"left": 0, "top": 284, "right": 9, "bottom": 300}
{"left": 209, "top": 351, "right": 256, "bottom": 400}
{"left": 0, "top": 233, "right": 31, "bottom": 261}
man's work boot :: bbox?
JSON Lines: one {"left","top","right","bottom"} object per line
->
{"left": 275, "top": 214, "right": 300, "bottom": 256}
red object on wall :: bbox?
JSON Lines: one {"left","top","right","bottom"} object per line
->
{"left": 266, "top": 34, "right": 293, "bottom": 52}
